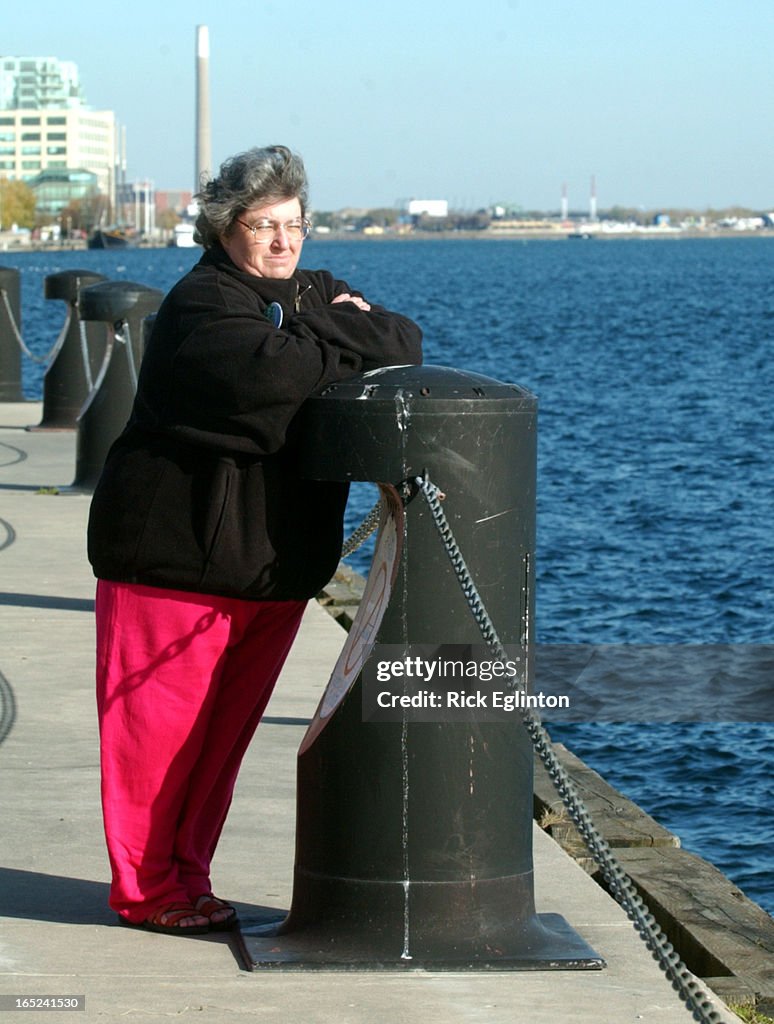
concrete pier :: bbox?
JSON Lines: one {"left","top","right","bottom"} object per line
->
{"left": 0, "top": 404, "right": 741, "bottom": 1023}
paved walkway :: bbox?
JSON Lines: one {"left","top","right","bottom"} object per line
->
{"left": 0, "top": 403, "right": 740, "bottom": 1023}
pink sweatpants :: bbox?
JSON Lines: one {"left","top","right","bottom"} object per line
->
{"left": 95, "top": 580, "right": 305, "bottom": 923}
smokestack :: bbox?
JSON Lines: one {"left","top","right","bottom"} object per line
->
{"left": 561, "top": 182, "right": 569, "bottom": 221}
{"left": 589, "top": 174, "right": 597, "bottom": 221}
{"left": 195, "top": 25, "right": 212, "bottom": 191}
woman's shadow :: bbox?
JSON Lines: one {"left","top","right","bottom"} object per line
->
{"left": 0, "top": 866, "right": 113, "bottom": 925}
{"left": 0, "top": 865, "right": 285, "bottom": 966}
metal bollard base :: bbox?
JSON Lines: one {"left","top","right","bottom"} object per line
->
{"left": 25, "top": 424, "right": 76, "bottom": 433}
{"left": 237, "top": 910, "right": 604, "bottom": 972}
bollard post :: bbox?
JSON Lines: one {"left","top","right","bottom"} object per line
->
{"left": 0, "top": 266, "right": 24, "bottom": 401}
{"left": 71, "top": 280, "right": 163, "bottom": 491}
{"left": 240, "top": 364, "right": 603, "bottom": 971}
{"left": 31, "top": 269, "right": 108, "bottom": 429}
{"left": 141, "top": 312, "right": 156, "bottom": 362}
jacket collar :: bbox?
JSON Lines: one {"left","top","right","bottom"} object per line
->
{"left": 199, "top": 241, "right": 304, "bottom": 305}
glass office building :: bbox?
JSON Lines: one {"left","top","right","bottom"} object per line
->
{"left": 27, "top": 167, "right": 98, "bottom": 218}
{"left": 0, "top": 56, "right": 116, "bottom": 211}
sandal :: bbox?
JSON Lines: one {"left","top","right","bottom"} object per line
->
{"left": 193, "top": 893, "right": 239, "bottom": 931}
{"left": 118, "top": 901, "right": 209, "bottom": 936}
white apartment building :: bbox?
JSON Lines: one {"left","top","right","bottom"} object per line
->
{"left": 0, "top": 56, "right": 116, "bottom": 210}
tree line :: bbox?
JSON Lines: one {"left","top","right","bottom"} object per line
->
{"left": 1, "top": 176, "right": 771, "bottom": 237}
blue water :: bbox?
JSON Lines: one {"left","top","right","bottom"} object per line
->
{"left": 4, "top": 237, "right": 773, "bottom": 917}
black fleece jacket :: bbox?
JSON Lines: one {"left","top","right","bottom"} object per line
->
{"left": 87, "top": 243, "right": 423, "bottom": 600}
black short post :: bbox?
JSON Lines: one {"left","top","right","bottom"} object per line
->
{"left": 240, "top": 364, "right": 603, "bottom": 971}
{"left": 0, "top": 266, "right": 24, "bottom": 401}
{"left": 33, "top": 269, "right": 107, "bottom": 429}
{"left": 71, "top": 281, "right": 163, "bottom": 491}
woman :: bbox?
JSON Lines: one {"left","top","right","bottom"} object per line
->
{"left": 87, "top": 145, "right": 422, "bottom": 935}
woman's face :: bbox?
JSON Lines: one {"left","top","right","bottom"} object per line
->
{"left": 221, "top": 196, "right": 305, "bottom": 279}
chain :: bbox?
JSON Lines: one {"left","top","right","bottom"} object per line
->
{"left": 341, "top": 498, "right": 383, "bottom": 558}
{"left": 414, "top": 472, "right": 722, "bottom": 1024}
{"left": 0, "top": 288, "right": 60, "bottom": 365}
{"left": 115, "top": 322, "right": 138, "bottom": 391}
{"left": 79, "top": 319, "right": 93, "bottom": 391}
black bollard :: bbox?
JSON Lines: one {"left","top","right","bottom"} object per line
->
{"left": 32, "top": 269, "right": 108, "bottom": 429}
{"left": 0, "top": 266, "right": 24, "bottom": 401}
{"left": 240, "top": 364, "right": 603, "bottom": 971}
{"left": 71, "top": 281, "right": 163, "bottom": 491}
{"left": 141, "top": 312, "right": 156, "bottom": 362}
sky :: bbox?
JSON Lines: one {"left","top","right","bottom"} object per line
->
{"left": 4, "top": 0, "right": 774, "bottom": 213}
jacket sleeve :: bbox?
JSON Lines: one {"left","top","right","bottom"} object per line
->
{"left": 291, "top": 269, "right": 423, "bottom": 373}
{"left": 142, "top": 268, "right": 422, "bottom": 455}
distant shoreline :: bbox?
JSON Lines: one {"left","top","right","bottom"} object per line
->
{"left": 308, "top": 227, "right": 774, "bottom": 242}
{"left": 2, "top": 227, "right": 774, "bottom": 253}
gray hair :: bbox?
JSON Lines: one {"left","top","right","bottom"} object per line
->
{"left": 193, "top": 145, "right": 309, "bottom": 248}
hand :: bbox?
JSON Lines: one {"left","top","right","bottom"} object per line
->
{"left": 331, "top": 292, "right": 371, "bottom": 311}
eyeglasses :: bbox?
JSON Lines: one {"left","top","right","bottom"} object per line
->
{"left": 235, "top": 217, "right": 311, "bottom": 242}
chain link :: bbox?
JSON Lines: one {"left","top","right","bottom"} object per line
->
{"left": 414, "top": 472, "right": 722, "bottom": 1024}
{"left": 79, "top": 319, "right": 93, "bottom": 391}
{"left": 115, "top": 322, "right": 138, "bottom": 392}
{"left": 0, "top": 288, "right": 61, "bottom": 366}
{"left": 341, "top": 498, "right": 383, "bottom": 558}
